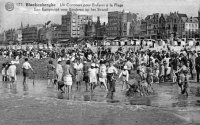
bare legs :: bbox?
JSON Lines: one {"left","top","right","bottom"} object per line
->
{"left": 47, "top": 79, "right": 54, "bottom": 87}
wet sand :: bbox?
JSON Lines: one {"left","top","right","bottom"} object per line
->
{"left": 0, "top": 94, "right": 187, "bottom": 125}
{"left": 1, "top": 75, "right": 200, "bottom": 124}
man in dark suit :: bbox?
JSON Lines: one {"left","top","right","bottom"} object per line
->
{"left": 195, "top": 51, "right": 200, "bottom": 83}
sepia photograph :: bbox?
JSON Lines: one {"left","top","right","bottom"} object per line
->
{"left": 0, "top": 0, "right": 200, "bottom": 124}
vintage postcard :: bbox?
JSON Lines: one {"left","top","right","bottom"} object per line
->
{"left": 0, "top": 0, "right": 200, "bottom": 125}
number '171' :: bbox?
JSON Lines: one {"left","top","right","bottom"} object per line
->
{"left": 16, "top": 3, "right": 22, "bottom": 6}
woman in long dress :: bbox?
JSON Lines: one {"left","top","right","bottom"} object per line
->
{"left": 63, "top": 60, "right": 74, "bottom": 93}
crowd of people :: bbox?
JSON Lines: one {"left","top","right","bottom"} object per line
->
{"left": 1, "top": 44, "right": 200, "bottom": 98}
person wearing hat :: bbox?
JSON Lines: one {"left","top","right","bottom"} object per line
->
{"left": 195, "top": 51, "right": 200, "bottom": 83}
{"left": 118, "top": 65, "right": 129, "bottom": 90}
{"left": 88, "top": 63, "right": 98, "bottom": 92}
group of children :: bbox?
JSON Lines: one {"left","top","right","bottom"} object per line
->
{"left": 1, "top": 61, "right": 17, "bottom": 87}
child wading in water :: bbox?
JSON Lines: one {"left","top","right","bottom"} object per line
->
{"left": 22, "top": 58, "right": 34, "bottom": 85}
{"left": 88, "top": 63, "right": 98, "bottom": 92}
{"left": 1, "top": 63, "right": 6, "bottom": 82}
{"left": 7, "top": 61, "right": 17, "bottom": 88}
{"left": 118, "top": 66, "right": 129, "bottom": 90}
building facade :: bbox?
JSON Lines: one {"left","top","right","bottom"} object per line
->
{"left": 0, "top": 32, "right": 6, "bottom": 45}
{"left": 22, "top": 24, "right": 43, "bottom": 44}
{"left": 184, "top": 17, "right": 199, "bottom": 38}
{"left": 95, "top": 17, "right": 106, "bottom": 39}
{"left": 140, "top": 12, "right": 192, "bottom": 39}
{"left": 107, "top": 11, "right": 123, "bottom": 37}
{"left": 61, "top": 12, "right": 72, "bottom": 39}
{"left": 107, "top": 11, "right": 137, "bottom": 38}
{"left": 61, "top": 12, "right": 93, "bottom": 38}
{"left": 158, "top": 14, "right": 167, "bottom": 39}
{"left": 5, "top": 29, "right": 16, "bottom": 44}
{"left": 140, "top": 19, "right": 147, "bottom": 38}
{"left": 145, "top": 13, "right": 160, "bottom": 39}
{"left": 15, "top": 29, "right": 22, "bottom": 44}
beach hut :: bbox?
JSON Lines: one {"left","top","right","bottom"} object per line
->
{"left": 114, "top": 40, "right": 119, "bottom": 46}
{"left": 136, "top": 40, "right": 140, "bottom": 46}
{"left": 147, "top": 40, "right": 153, "bottom": 46}
{"left": 121, "top": 41, "right": 125, "bottom": 46}
{"left": 142, "top": 40, "right": 147, "bottom": 46}
{"left": 130, "top": 40, "right": 134, "bottom": 45}
{"left": 105, "top": 42, "right": 110, "bottom": 46}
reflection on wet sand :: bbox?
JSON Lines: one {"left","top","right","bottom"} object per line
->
{"left": 0, "top": 77, "right": 200, "bottom": 124}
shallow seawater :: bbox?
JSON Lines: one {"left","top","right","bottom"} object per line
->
{"left": 1, "top": 76, "right": 200, "bottom": 124}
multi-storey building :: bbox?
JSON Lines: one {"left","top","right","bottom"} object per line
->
{"left": 22, "top": 24, "right": 43, "bottom": 44}
{"left": 38, "top": 24, "right": 63, "bottom": 43}
{"left": 140, "top": 19, "right": 147, "bottom": 38}
{"left": 145, "top": 15, "right": 154, "bottom": 38}
{"left": 145, "top": 13, "right": 160, "bottom": 39}
{"left": 142, "top": 12, "right": 189, "bottom": 39}
{"left": 5, "top": 29, "right": 16, "bottom": 44}
{"left": 165, "top": 12, "right": 187, "bottom": 39}
{"left": 158, "top": 14, "right": 167, "bottom": 39}
{"left": 95, "top": 17, "right": 106, "bottom": 39}
{"left": 86, "top": 21, "right": 96, "bottom": 38}
{"left": 0, "top": 31, "right": 6, "bottom": 45}
{"left": 79, "top": 24, "right": 87, "bottom": 38}
{"left": 72, "top": 14, "right": 93, "bottom": 38}
{"left": 122, "top": 11, "right": 137, "bottom": 37}
{"left": 61, "top": 12, "right": 72, "bottom": 39}
{"left": 107, "top": 11, "right": 123, "bottom": 37}
{"left": 95, "top": 16, "right": 101, "bottom": 38}
{"left": 61, "top": 12, "right": 93, "bottom": 38}
{"left": 184, "top": 17, "right": 199, "bottom": 38}
{"left": 15, "top": 29, "right": 22, "bottom": 44}
{"left": 107, "top": 11, "right": 137, "bottom": 38}
{"left": 53, "top": 25, "right": 62, "bottom": 42}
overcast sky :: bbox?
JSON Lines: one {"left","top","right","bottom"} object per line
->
{"left": 0, "top": 0, "right": 199, "bottom": 32}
